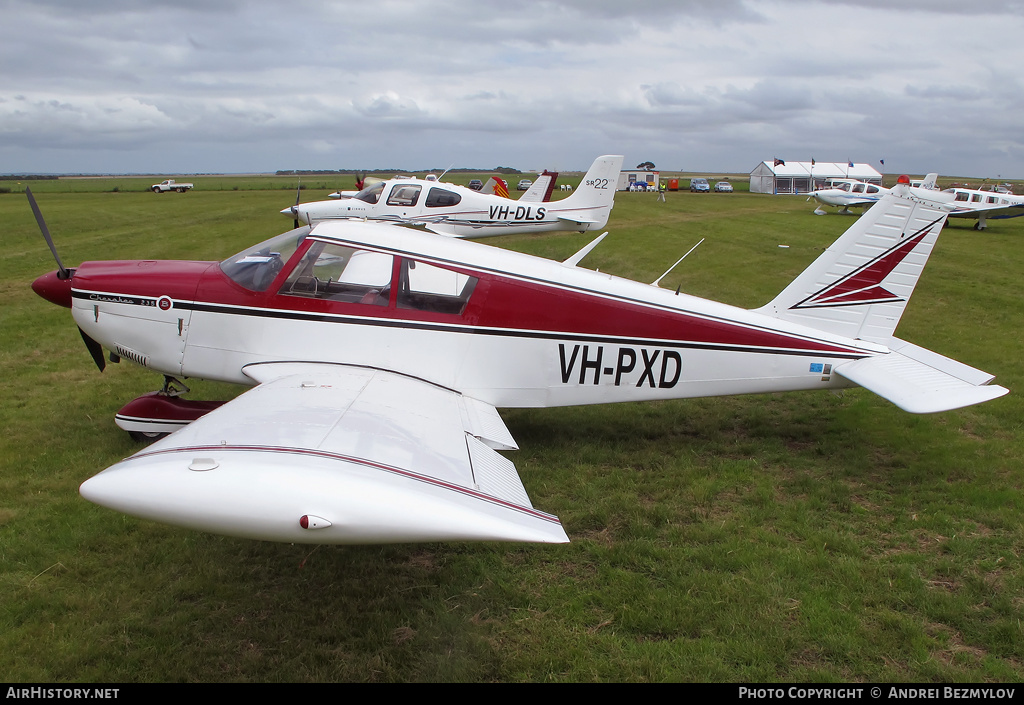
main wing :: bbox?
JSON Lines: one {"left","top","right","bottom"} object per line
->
{"left": 80, "top": 363, "right": 568, "bottom": 544}
{"left": 948, "top": 202, "right": 1024, "bottom": 223}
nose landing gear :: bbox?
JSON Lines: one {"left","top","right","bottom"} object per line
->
{"left": 115, "top": 376, "right": 226, "bottom": 443}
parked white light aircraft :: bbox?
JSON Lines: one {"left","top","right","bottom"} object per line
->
{"left": 941, "top": 185, "right": 1024, "bottom": 230}
{"left": 810, "top": 175, "right": 941, "bottom": 215}
{"left": 809, "top": 179, "right": 891, "bottom": 215}
{"left": 282, "top": 155, "right": 621, "bottom": 238}
{"left": 324, "top": 173, "right": 551, "bottom": 202}
{"left": 29, "top": 176, "right": 1007, "bottom": 545}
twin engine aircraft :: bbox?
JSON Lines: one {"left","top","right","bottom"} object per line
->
{"left": 29, "top": 177, "right": 1008, "bottom": 545}
{"left": 282, "top": 155, "right": 622, "bottom": 238}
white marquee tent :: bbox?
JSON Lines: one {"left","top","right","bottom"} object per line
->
{"left": 749, "top": 161, "right": 883, "bottom": 195}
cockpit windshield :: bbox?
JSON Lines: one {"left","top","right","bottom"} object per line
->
{"left": 353, "top": 182, "right": 385, "bottom": 204}
{"left": 220, "top": 226, "right": 311, "bottom": 292}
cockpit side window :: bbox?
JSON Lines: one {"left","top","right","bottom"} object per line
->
{"left": 397, "top": 259, "right": 477, "bottom": 315}
{"left": 280, "top": 241, "right": 394, "bottom": 306}
{"left": 424, "top": 188, "right": 462, "bottom": 208}
{"left": 386, "top": 185, "right": 422, "bottom": 207}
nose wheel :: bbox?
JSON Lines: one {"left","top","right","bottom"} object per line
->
{"left": 115, "top": 377, "right": 225, "bottom": 443}
{"left": 128, "top": 429, "right": 169, "bottom": 443}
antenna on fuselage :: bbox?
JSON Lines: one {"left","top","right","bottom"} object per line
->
{"left": 562, "top": 232, "right": 609, "bottom": 268}
{"left": 651, "top": 238, "right": 704, "bottom": 287}
{"left": 437, "top": 163, "right": 455, "bottom": 181}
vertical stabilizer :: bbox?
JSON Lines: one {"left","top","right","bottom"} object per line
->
{"left": 756, "top": 182, "right": 955, "bottom": 343}
{"left": 520, "top": 171, "right": 558, "bottom": 202}
{"left": 559, "top": 155, "right": 624, "bottom": 211}
{"left": 482, "top": 177, "right": 510, "bottom": 199}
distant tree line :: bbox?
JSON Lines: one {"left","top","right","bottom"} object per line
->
{"left": 1, "top": 174, "right": 59, "bottom": 180}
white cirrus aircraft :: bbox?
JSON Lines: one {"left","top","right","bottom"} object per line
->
{"left": 809, "top": 176, "right": 941, "bottom": 215}
{"left": 29, "top": 176, "right": 1007, "bottom": 545}
{"left": 282, "top": 155, "right": 622, "bottom": 238}
{"left": 809, "top": 179, "right": 892, "bottom": 215}
{"left": 809, "top": 174, "right": 942, "bottom": 215}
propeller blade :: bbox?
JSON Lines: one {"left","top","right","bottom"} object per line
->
{"left": 26, "top": 187, "right": 70, "bottom": 279}
{"left": 78, "top": 327, "right": 106, "bottom": 372}
{"left": 293, "top": 180, "right": 301, "bottom": 229}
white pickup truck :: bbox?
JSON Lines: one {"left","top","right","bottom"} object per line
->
{"left": 151, "top": 179, "right": 194, "bottom": 193}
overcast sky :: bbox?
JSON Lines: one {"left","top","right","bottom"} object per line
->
{"left": 2, "top": 0, "right": 1023, "bottom": 178}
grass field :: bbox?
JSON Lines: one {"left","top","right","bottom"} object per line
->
{"left": 1, "top": 174, "right": 1022, "bottom": 682}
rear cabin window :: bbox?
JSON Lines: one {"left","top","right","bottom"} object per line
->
{"left": 397, "top": 259, "right": 477, "bottom": 315}
{"left": 280, "top": 241, "right": 394, "bottom": 306}
{"left": 424, "top": 188, "right": 462, "bottom": 208}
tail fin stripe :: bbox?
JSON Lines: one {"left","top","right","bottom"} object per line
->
{"left": 792, "top": 217, "right": 940, "bottom": 310}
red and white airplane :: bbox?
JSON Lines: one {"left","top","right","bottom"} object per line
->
{"left": 283, "top": 155, "right": 621, "bottom": 238}
{"left": 29, "top": 177, "right": 1008, "bottom": 546}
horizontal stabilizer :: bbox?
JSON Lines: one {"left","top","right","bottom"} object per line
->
{"left": 557, "top": 215, "right": 598, "bottom": 227}
{"left": 834, "top": 340, "right": 1008, "bottom": 413}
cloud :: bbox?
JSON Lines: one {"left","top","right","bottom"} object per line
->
{"left": 0, "top": 0, "right": 1022, "bottom": 176}
{"left": 352, "top": 92, "right": 425, "bottom": 120}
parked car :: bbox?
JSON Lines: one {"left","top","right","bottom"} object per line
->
{"left": 690, "top": 178, "right": 710, "bottom": 193}
{"left": 714, "top": 181, "right": 734, "bottom": 193}
{"left": 467, "top": 179, "right": 483, "bottom": 191}
{"left": 517, "top": 179, "right": 533, "bottom": 191}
